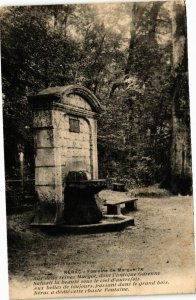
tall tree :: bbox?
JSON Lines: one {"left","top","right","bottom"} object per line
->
{"left": 168, "top": 0, "right": 192, "bottom": 194}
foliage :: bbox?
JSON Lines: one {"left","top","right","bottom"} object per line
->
{"left": 1, "top": 2, "right": 191, "bottom": 190}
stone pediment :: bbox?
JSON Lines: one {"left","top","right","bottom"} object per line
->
{"left": 28, "top": 85, "right": 103, "bottom": 114}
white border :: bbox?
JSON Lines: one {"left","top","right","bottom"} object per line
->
{"left": 0, "top": 1, "right": 195, "bottom": 300}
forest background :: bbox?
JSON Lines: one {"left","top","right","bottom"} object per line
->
{"left": 0, "top": 0, "right": 192, "bottom": 200}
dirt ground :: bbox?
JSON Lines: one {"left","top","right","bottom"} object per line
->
{"left": 7, "top": 195, "right": 196, "bottom": 298}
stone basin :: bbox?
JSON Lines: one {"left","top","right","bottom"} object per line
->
{"left": 32, "top": 215, "right": 134, "bottom": 234}
{"left": 64, "top": 179, "right": 107, "bottom": 225}
{"left": 65, "top": 179, "right": 107, "bottom": 192}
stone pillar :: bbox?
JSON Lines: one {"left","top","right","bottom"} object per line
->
{"left": 89, "top": 118, "right": 98, "bottom": 179}
{"left": 32, "top": 110, "right": 64, "bottom": 225}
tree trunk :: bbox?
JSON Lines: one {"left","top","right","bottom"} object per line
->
{"left": 170, "top": 0, "right": 192, "bottom": 195}
{"left": 125, "top": 3, "right": 137, "bottom": 75}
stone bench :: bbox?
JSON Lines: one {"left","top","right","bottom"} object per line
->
{"left": 104, "top": 198, "right": 138, "bottom": 215}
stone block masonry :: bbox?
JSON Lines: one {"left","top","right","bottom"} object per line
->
{"left": 28, "top": 85, "right": 103, "bottom": 224}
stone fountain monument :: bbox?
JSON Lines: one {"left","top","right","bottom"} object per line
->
{"left": 28, "top": 85, "right": 107, "bottom": 225}
{"left": 29, "top": 85, "right": 134, "bottom": 232}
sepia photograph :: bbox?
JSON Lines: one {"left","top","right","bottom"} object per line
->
{"left": 0, "top": 0, "right": 196, "bottom": 299}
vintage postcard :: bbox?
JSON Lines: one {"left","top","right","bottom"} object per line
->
{"left": 1, "top": 0, "right": 196, "bottom": 299}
